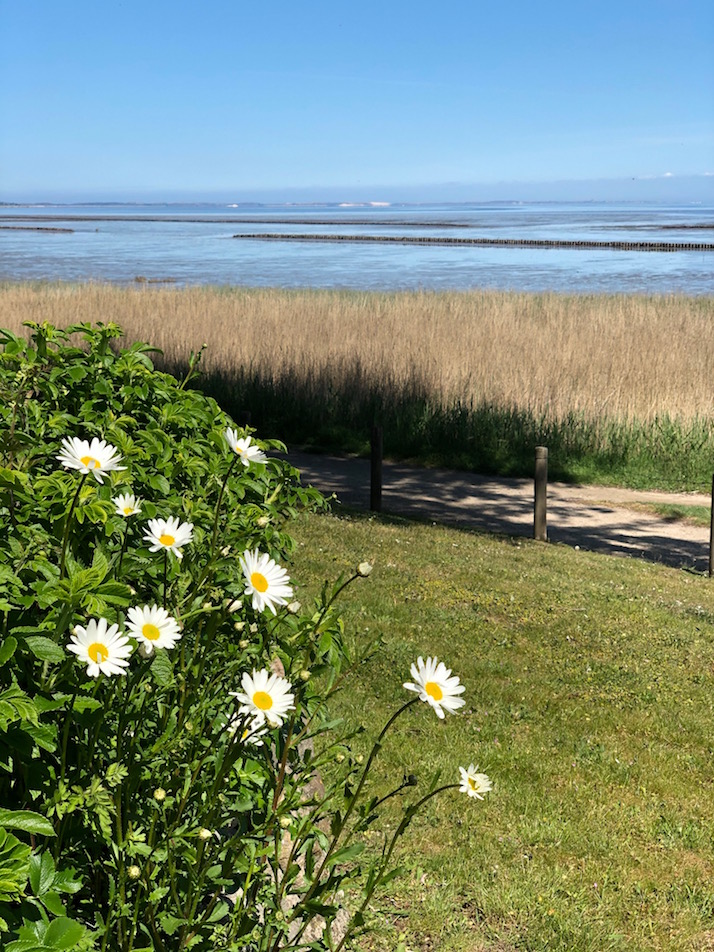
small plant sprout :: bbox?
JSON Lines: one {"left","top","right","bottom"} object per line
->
{"left": 232, "top": 668, "right": 295, "bottom": 728}
{"left": 403, "top": 655, "right": 466, "bottom": 718}
{"left": 125, "top": 604, "right": 182, "bottom": 654}
{"left": 144, "top": 516, "right": 194, "bottom": 560}
{"left": 458, "top": 764, "right": 493, "bottom": 800}
{"left": 67, "top": 618, "right": 133, "bottom": 678}
{"left": 112, "top": 492, "right": 142, "bottom": 517}
{"left": 225, "top": 427, "right": 267, "bottom": 466}
{"left": 56, "top": 435, "right": 126, "bottom": 483}
{"left": 239, "top": 548, "right": 293, "bottom": 614}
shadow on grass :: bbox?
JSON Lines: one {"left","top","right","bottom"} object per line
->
{"left": 159, "top": 358, "right": 714, "bottom": 494}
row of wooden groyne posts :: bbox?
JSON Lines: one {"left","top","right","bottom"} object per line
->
{"left": 233, "top": 233, "right": 714, "bottom": 253}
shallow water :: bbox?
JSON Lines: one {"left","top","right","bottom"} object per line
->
{"left": 1, "top": 201, "right": 712, "bottom": 294}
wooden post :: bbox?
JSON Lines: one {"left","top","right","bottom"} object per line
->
{"left": 534, "top": 446, "right": 548, "bottom": 541}
{"left": 370, "top": 425, "right": 383, "bottom": 512}
{"left": 709, "top": 474, "right": 714, "bottom": 577}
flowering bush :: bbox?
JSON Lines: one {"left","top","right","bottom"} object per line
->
{"left": 0, "top": 322, "right": 491, "bottom": 951}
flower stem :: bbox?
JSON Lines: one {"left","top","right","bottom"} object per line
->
{"left": 59, "top": 473, "right": 87, "bottom": 578}
{"left": 210, "top": 453, "right": 239, "bottom": 556}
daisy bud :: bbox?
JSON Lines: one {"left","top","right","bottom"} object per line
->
{"left": 128, "top": 586, "right": 137, "bottom": 596}
{"left": 287, "top": 601, "right": 301, "bottom": 614}
{"left": 357, "top": 561, "right": 373, "bottom": 577}
{"left": 138, "top": 642, "right": 154, "bottom": 658}
{"left": 202, "top": 602, "right": 213, "bottom": 611}
{"left": 299, "top": 669, "right": 311, "bottom": 682}
{"left": 239, "top": 639, "right": 250, "bottom": 649}
{"left": 185, "top": 721, "right": 194, "bottom": 732}
{"left": 355, "top": 755, "right": 364, "bottom": 765}
{"left": 198, "top": 828, "right": 213, "bottom": 841}
{"left": 257, "top": 516, "right": 270, "bottom": 528}
{"left": 336, "top": 753, "right": 345, "bottom": 763}
{"left": 234, "top": 621, "right": 245, "bottom": 632}
{"left": 153, "top": 788, "right": 166, "bottom": 802}
{"left": 228, "top": 599, "right": 243, "bottom": 613}
{"left": 279, "top": 816, "right": 292, "bottom": 829}
{"left": 221, "top": 546, "right": 232, "bottom": 557}
{"left": 127, "top": 865, "right": 141, "bottom": 879}
{"left": 144, "top": 682, "right": 153, "bottom": 693}
{"left": 250, "top": 623, "right": 258, "bottom": 634}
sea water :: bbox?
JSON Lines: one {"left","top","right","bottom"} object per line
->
{"left": 1, "top": 202, "right": 712, "bottom": 295}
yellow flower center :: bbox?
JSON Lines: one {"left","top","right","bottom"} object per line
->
{"left": 250, "top": 572, "right": 269, "bottom": 593}
{"left": 425, "top": 681, "right": 443, "bottom": 701}
{"left": 80, "top": 455, "right": 101, "bottom": 469}
{"left": 142, "top": 623, "right": 161, "bottom": 641}
{"left": 88, "top": 642, "right": 109, "bottom": 664}
{"left": 253, "top": 690, "right": 273, "bottom": 710}
{"left": 123, "top": 506, "right": 134, "bottom": 515}
{"left": 468, "top": 776, "right": 477, "bottom": 790}
{"left": 159, "top": 534, "right": 175, "bottom": 546}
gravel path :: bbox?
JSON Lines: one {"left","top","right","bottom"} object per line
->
{"left": 285, "top": 450, "right": 712, "bottom": 572}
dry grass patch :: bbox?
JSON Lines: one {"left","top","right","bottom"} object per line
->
{"left": 2, "top": 282, "right": 714, "bottom": 422}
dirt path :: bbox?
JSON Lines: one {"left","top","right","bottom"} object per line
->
{"left": 285, "top": 450, "right": 712, "bottom": 572}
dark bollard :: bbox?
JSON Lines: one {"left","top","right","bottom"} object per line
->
{"left": 534, "top": 446, "right": 548, "bottom": 541}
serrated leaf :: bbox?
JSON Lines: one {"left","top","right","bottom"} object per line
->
{"left": 0, "top": 637, "right": 17, "bottom": 666}
{"left": 23, "top": 637, "right": 66, "bottom": 664}
{"left": 150, "top": 650, "right": 173, "bottom": 686}
{"left": 0, "top": 809, "right": 55, "bottom": 837}
{"left": 29, "top": 851, "right": 55, "bottom": 896}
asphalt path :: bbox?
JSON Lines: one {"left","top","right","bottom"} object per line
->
{"left": 284, "top": 450, "right": 712, "bottom": 573}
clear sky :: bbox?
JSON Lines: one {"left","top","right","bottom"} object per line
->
{"left": 1, "top": 0, "right": 713, "bottom": 203}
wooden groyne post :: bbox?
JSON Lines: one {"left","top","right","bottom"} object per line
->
{"left": 370, "top": 425, "right": 383, "bottom": 512}
{"left": 534, "top": 446, "right": 548, "bottom": 541}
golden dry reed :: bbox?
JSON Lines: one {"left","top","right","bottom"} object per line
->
{"left": 2, "top": 282, "right": 713, "bottom": 423}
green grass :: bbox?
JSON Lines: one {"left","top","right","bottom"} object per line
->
{"left": 191, "top": 370, "right": 714, "bottom": 492}
{"left": 626, "top": 503, "right": 712, "bottom": 527}
{"left": 292, "top": 510, "right": 714, "bottom": 952}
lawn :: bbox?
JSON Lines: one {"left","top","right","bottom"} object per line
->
{"left": 291, "top": 509, "right": 714, "bottom": 952}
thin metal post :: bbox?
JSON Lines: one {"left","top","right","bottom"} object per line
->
{"left": 370, "top": 425, "right": 383, "bottom": 512}
{"left": 709, "top": 474, "right": 714, "bottom": 577}
{"left": 534, "top": 446, "right": 548, "bottom": 541}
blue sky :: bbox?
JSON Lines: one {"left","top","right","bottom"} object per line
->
{"left": 1, "top": 0, "right": 713, "bottom": 202}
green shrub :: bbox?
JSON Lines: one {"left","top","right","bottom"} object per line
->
{"left": 0, "top": 322, "right": 489, "bottom": 951}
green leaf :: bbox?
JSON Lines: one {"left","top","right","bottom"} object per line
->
{"left": 29, "top": 851, "right": 56, "bottom": 895}
{"left": 150, "top": 651, "right": 173, "bottom": 686}
{"left": 0, "top": 637, "right": 17, "bottom": 666}
{"left": 23, "top": 637, "right": 66, "bottom": 664}
{"left": 0, "top": 809, "right": 55, "bottom": 837}
{"left": 325, "top": 842, "right": 364, "bottom": 868}
{"left": 44, "top": 917, "right": 87, "bottom": 949}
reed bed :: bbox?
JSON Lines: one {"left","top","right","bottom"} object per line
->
{"left": 2, "top": 282, "right": 714, "bottom": 489}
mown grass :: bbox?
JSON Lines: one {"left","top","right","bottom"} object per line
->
{"left": 2, "top": 282, "right": 714, "bottom": 490}
{"left": 292, "top": 509, "right": 714, "bottom": 952}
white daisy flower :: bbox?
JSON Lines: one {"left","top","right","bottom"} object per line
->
{"left": 458, "top": 764, "right": 492, "bottom": 800}
{"left": 144, "top": 517, "right": 194, "bottom": 560}
{"left": 225, "top": 714, "right": 267, "bottom": 746}
{"left": 112, "top": 493, "right": 142, "bottom": 517}
{"left": 67, "top": 617, "right": 132, "bottom": 678}
{"left": 239, "top": 549, "right": 293, "bottom": 614}
{"left": 403, "top": 656, "right": 466, "bottom": 719}
{"left": 57, "top": 436, "right": 126, "bottom": 484}
{"left": 231, "top": 669, "right": 295, "bottom": 728}
{"left": 125, "top": 604, "right": 182, "bottom": 654}
{"left": 225, "top": 428, "right": 267, "bottom": 466}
